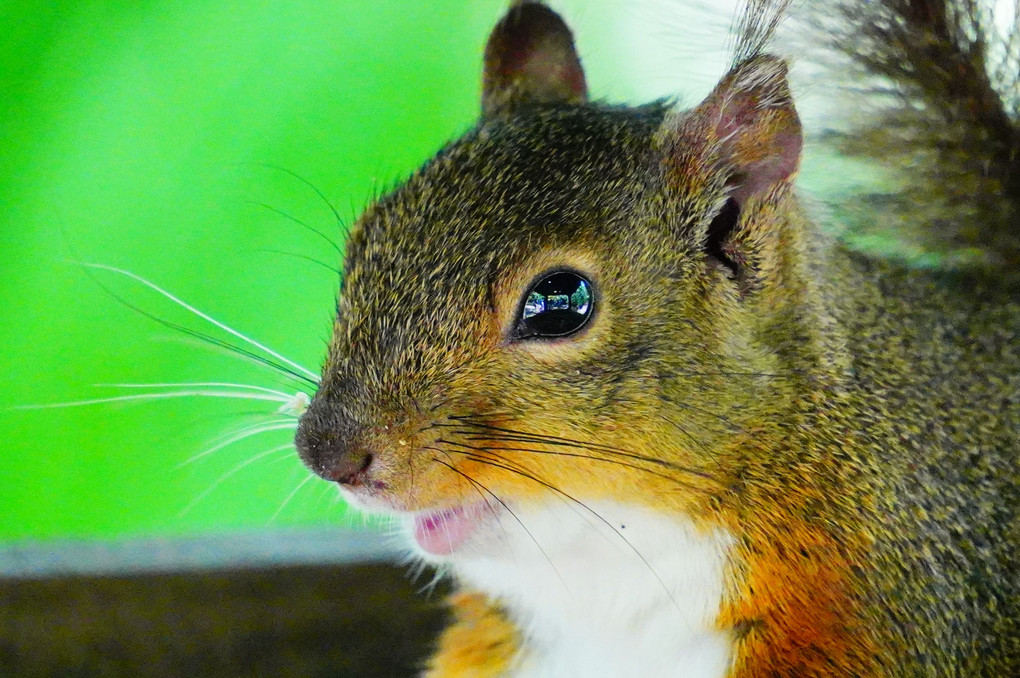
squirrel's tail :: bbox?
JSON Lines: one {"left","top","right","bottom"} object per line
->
{"left": 807, "top": 0, "right": 1020, "bottom": 277}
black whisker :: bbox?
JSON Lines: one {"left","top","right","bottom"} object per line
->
{"left": 437, "top": 437, "right": 713, "bottom": 493}
{"left": 488, "top": 407, "right": 720, "bottom": 459}
{"left": 162, "top": 323, "right": 317, "bottom": 389}
{"left": 441, "top": 419, "right": 718, "bottom": 482}
{"left": 641, "top": 415, "right": 720, "bottom": 458}
{"left": 256, "top": 248, "right": 342, "bottom": 276}
{"left": 672, "top": 400, "right": 754, "bottom": 437}
{"left": 430, "top": 455, "right": 568, "bottom": 589}
{"left": 248, "top": 201, "right": 343, "bottom": 254}
{"left": 79, "top": 266, "right": 318, "bottom": 390}
{"left": 249, "top": 163, "right": 351, "bottom": 240}
{"left": 425, "top": 448, "right": 503, "bottom": 527}
{"left": 459, "top": 429, "right": 714, "bottom": 470}
{"left": 447, "top": 416, "right": 657, "bottom": 456}
{"left": 443, "top": 418, "right": 632, "bottom": 456}
{"left": 670, "top": 367, "right": 800, "bottom": 379}
{"left": 442, "top": 450, "right": 682, "bottom": 611}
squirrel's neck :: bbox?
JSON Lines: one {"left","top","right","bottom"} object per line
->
{"left": 751, "top": 202, "right": 850, "bottom": 391}
{"left": 694, "top": 200, "right": 883, "bottom": 676}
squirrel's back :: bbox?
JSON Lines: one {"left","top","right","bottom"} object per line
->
{"left": 826, "top": 255, "right": 1020, "bottom": 672}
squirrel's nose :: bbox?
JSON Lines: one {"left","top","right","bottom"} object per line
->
{"left": 294, "top": 406, "right": 375, "bottom": 487}
{"left": 321, "top": 448, "right": 374, "bottom": 487}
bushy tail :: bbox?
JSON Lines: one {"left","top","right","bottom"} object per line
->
{"left": 808, "top": 0, "right": 1020, "bottom": 277}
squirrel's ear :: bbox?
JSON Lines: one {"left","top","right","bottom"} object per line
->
{"left": 681, "top": 55, "right": 801, "bottom": 209}
{"left": 482, "top": 2, "right": 588, "bottom": 119}
{"left": 659, "top": 55, "right": 802, "bottom": 281}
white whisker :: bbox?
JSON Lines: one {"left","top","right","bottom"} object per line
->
{"left": 15, "top": 390, "right": 295, "bottom": 410}
{"left": 268, "top": 473, "right": 317, "bottom": 524}
{"left": 315, "top": 482, "right": 341, "bottom": 512}
{"left": 177, "top": 420, "right": 298, "bottom": 467}
{"left": 270, "top": 452, "right": 301, "bottom": 464}
{"left": 203, "top": 417, "right": 297, "bottom": 444}
{"left": 82, "top": 263, "right": 319, "bottom": 381}
{"left": 151, "top": 336, "right": 320, "bottom": 385}
{"left": 277, "top": 391, "right": 310, "bottom": 416}
{"left": 97, "top": 382, "right": 295, "bottom": 399}
{"left": 178, "top": 443, "right": 295, "bottom": 517}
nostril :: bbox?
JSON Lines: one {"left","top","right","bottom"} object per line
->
{"left": 336, "top": 452, "right": 374, "bottom": 486}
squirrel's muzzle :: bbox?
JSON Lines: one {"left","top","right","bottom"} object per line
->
{"left": 294, "top": 403, "right": 375, "bottom": 487}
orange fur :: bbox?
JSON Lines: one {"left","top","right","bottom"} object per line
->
{"left": 720, "top": 519, "right": 879, "bottom": 676}
{"left": 424, "top": 592, "right": 520, "bottom": 678}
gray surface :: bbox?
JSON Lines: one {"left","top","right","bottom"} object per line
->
{"left": 0, "top": 528, "right": 404, "bottom": 579}
{"left": 0, "top": 531, "right": 446, "bottom": 677}
{"left": 0, "top": 562, "right": 449, "bottom": 677}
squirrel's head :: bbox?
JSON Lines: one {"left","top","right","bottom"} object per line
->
{"left": 295, "top": 2, "right": 805, "bottom": 552}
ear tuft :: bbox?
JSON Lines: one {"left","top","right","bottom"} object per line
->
{"left": 482, "top": 2, "right": 588, "bottom": 119}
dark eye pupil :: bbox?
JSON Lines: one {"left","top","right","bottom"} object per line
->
{"left": 516, "top": 271, "right": 593, "bottom": 339}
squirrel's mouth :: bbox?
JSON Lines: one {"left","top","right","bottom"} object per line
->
{"left": 411, "top": 502, "right": 494, "bottom": 556}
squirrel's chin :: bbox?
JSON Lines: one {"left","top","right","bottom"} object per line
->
{"left": 336, "top": 488, "right": 501, "bottom": 556}
{"left": 410, "top": 502, "right": 495, "bottom": 556}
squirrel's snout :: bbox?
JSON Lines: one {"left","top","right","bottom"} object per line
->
{"left": 294, "top": 406, "right": 375, "bottom": 487}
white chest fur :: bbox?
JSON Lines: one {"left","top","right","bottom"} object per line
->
{"left": 439, "top": 501, "right": 735, "bottom": 678}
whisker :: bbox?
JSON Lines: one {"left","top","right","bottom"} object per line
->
{"left": 151, "top": 336, "right": 319, "bottom": 390}
{"left": 430, "top": 455, "right": 573, "bottom": 590}
{"left": 204, "top": 409, "right": 302, "bottom": 425}
{"left": 81, "top": 263, "right": 320, "bottom": 382}
{"left": 97, "top": 382, "right": 294, "bottom": 399}
{"left": 445, "top": 451, "right": 682, "bottom": 611}
{"left": 442, "top": 419, "right": 718, "bottom": 481}
{"left": 458, "top": 430, "right": 699, "bottom": 468}
{"left": 15, "top": 390, "right": 296, "bottom": 411}
{"left": 177, "top": 419, "right": 298, "bottom": 467}
{"left": 314, "top": 481, "right": 339, "bottom": 513}
{"left": 447, "top": 416, "right": 657, "bottom": 455}
{"left": 450, "top": 448, "right": 604, "bottom": 532}
{"left": 257, "top": 248, "right": 342, "bottom": 276}
{"left": 267, "top": 473, "right": 317, "bottom": 524}
{"left": 438, "top": 437, "right": 711, "bottom": 493}
{"left": 425, "top": 449, "right": 513, "bottom": 544}
{"left": 155, "top": 324, "right": 317, "bottom": 388}
{"left": 249, "top": 164, "right": 350, "bottom": 239}
{"left": 178, "top": 443, "right": 295, "bottom": 517}
{"left": 409, "top": 553, "right": 448, "bottom": 596}
{"left": 671, "top": 367, "right": 799, "bottom": 379}
{"left": 247, "top": 201, "right": 343, "bottom": 254}
{"left": 672, "top": 400, "right": 754, "bottom": 437}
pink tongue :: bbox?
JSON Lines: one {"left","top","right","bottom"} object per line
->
{"left": 413, "top": 506, "right": 479, "bottom": 555}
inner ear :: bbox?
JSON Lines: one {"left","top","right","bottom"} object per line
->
{"left": 662, "top": 55, "right": 802, "bottom": 212}
{"left": 482, "top": 2, "right": 588, "bottom": 118}
{"left": 705, "top": 197, "right": 742, "bottom": 278}
{"left": 659, "top": 55, "right": 802, "bottom": 284}
{"left": 708, "top": 56, "right": 802, "bottom": 212}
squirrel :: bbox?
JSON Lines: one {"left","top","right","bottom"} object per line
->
{"left": 294, "top": 1, "right": 1019, "bottom": 676}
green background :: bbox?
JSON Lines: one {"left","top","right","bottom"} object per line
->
{"left": 0, "top": 1, "right": 853, "bottom": 543}
{"left": 0, "top": 0, "right": 662, "bottom": 541}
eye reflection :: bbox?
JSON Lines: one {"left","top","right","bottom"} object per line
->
{"left": 516, "top": 271, "right": 594, "bottom": 339}
{"left": 524, "top": 292, "right": 546, "bottom": 318}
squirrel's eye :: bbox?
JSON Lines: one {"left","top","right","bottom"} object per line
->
{"left": 514, "top": 271, "right": 594, "bottom": 340}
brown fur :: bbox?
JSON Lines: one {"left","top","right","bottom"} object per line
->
{"left": 295, "top": 2, "right": 1018, "bottom": 675}
{"left": 809, "top": 0, "right": 1020, "bottom": 274}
